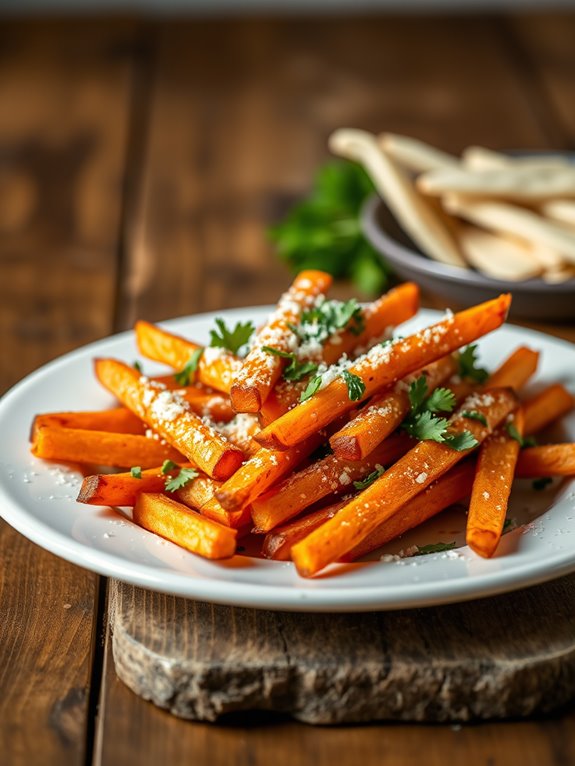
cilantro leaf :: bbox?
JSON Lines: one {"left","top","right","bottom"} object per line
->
{"left": 461, "top": 410, "right": 488, "bottom": 426}
{"left": 505, "top": 423, "right": 536, "bottom": 448}
{"left": 444, "top": 431, "right": 479, "bottom": 451}
{"left": 300, "top": 375, "right": 323, "bottom": 402}
{"left": 133, "top": 360, "right": 143, "bottom": 374}
{"left": 341, "top": 370, "right": 366, "bottom": 401}
{"left": 404, "top": 411, "right": 450, "bottom": 442}
{"left": 532, "top": 477, "right": 552, "bottom": 491}
{"left": 268, "top": 160, "right": 392, "bottom": 296}
{"left": 209, "top": 318, "right": 255, "bottom": 354}
{"left": 165, "top": 466, "right": 199, "bottom": 492}
{"left": 408, "top": 375, "right": 428, "bottom": 414}
{"left": 458, "top": 345, "right": 489, "bottom": 383}
{"left": 161, "top": 459, "right": 178, "bottom": 475}
{"left": 174, "top": 348, "right": 204, "bottom": 386}
{"left": 425, "top": 387, "right": 457, "bottom": 414}
{"left": 262, "top": 346, "right": 318, "bottom": 382}
{"left": 353, "top": 464, "right": 385, "bottom": 490}
{"left": 294, "top": 298, "right": 365, "bottom": 345}
{"left": 415, "top": 541, "right": 456, "bottom": 555}
{"left": 523, "top": 435, "right": 537, "bottom": 448}
{"left": 130, "top": 466, "right": 142, "bottom": 479}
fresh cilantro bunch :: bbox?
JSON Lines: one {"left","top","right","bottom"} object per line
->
{"left": 402, "top": 375, "right": 478, "bottom": 451}
{"left": 269, "top": 160, "right": 392, "bottom": 296}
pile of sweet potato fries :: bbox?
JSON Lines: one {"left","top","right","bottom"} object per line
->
{"left": 30, "top": 271, "right": 575, "bottom": 576}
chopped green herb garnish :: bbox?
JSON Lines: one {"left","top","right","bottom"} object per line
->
{"left": 415, "top": 541, "right": 456, "bottom": 555}
{"left": 461, "top": 410, "right": 488, "bottom": 426}
{"left": 209, "top": 318, "right": 255, "bottom": 355}
{"left": 425, "top": 387, "right": 457, "bottom": 414}
{"left": 269, "top": 160, "right": 391, "bottom": 296}
{"left": 133, "top": 360, "right": 143, "bottom": 374}
{"left": 130, "top": 466, "right": 142, "bottom": 479}
{"left": 341, "top": 370, "right": 366, "bottom": 401}
{"left": 532, "top": 477, "right": 552, "bottom": 491}
{"left": 291, "top": 298, "right": 365, "bottom": 346}
{"left": 503, "top": 518, "right": 517, "bottom": 533}
{"left": 458, "top": 345, "right": 489, "bottom": 384}
{"left": 506, "top": 423, "right": 536, "bottom": 448}
{"left": 161, "top": 459, "right": 178, "bottom": 475}
{"left": 353, "top": 464, "right": 385, "bottom": 490}
{"left": 165, "top": 466, "right": 199, "bottom": 492}
{"left": 300, "top": 375, "right": 323, "bottom": 402}
{"left": 443, "top": 431, "right": 479, "bottom": 452}
{"left": 174, "top": 348, "right": 204, "bottom": 386}
{"left": 404, "top": 411, "right": 450, "bottom": 442}
{"left": 408, "top": 375, "right": 428, "bottom": 413}
{"left": 262, "top": 346, "right": 319, "bottom": 382}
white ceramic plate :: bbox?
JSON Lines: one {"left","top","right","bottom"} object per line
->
{"left": 1, "top": 307, "right": 575, "bottom": 612}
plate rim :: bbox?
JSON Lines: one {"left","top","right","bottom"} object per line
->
{"left": 1, "top": 305, "right": 575, "bottom": 613}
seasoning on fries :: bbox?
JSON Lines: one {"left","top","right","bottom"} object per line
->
{"left": 30, "top": 271, "right": 575, "bottom": 574}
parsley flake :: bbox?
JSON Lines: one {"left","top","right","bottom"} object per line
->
{"left": 161, "top": 459, "right": 178, "bottom": 475}
{"left": 209, "top": 318, "right": 255, "bottom": 355}
{"left": 353, "top": 464, "right": 385, "bottom": 490}
{"left": 293, "top": 298, "right": 366, "bottom": 346}
{"left": 300, "top": 374, "right": 323, "bottom": 402}
{"left": 174, "top": 348, "right": 204, "bottom": 386}
{"left": 133, "top": 360, "right": 143, "bottom": 374}
{"left": 262, "top": 346, "right": 319, "bottom": 382}
{"left": 458, "top": 345, "right": 489, "bottom": 383}
{"left": 342, "top": 370, "right": 366, "bottom": 401}
{"left": 165, "top": 466, "right": 199, "bottom": 492}
{"left": 415, "top": 541, "right": 456, "bottom": 555}
{"left": 506, "top": 423, "right": 536, "bottom": 448}
{"left": 130, "top": 466, "right": 142, "bottom": 479}
{"left": 461, "top": 410, "right": 488, "bottom": 426}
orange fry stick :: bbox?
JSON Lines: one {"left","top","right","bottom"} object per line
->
{"left": 251, "top": 432, "right": 413, "bottom": 532}
{"left": 135, "top": 320, "right": 241, "bottom": 393}
{"left": 321, "top": 282, "right": 420, "bottom": 364}
{"left": 215, "top": 433, "right": 325, "bottom": 513}
{"left": 515, "top": 444, "right": 575, "bottom": 477}
{"left": 330, "top": 356, "right": 456, "bottom": 461}
{"left": 466, "top": 410, "right": 524, "bottom": 559}
{"left": 78, "top": 466, "right": 170, "bottom": 505}
{"left": 291, "top": 387, "right": 518, "bottom": 577}
{"left": 263, "top": 461, "right": 477, "bottom": 562}
{"left": 523, "top": 384, "right": 575, "bottom": 436}
{"left": 133, "top": 493, "right": 237, "bottom": 559}
{"left": 230, "top": 270, "right": 333, "bottom": 413}
{"left": 487, "top": 346, "right": 539, "bottom": 389}
{"left": 256, "top": 294, "right": 511, "bottom": 450}
{"left": 95, "top": 359, "right": 244, "bottom": 480}
{"left": 31, "top": 426, "right": 183, "bottom": 469}
{"left": 31, "top": 408, "right": 146, "bottom": 436}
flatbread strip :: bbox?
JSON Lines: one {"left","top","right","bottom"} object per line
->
{"left": 329, "top": 128, "right": 465, "bottom": 267}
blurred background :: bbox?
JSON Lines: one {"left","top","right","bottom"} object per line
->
{"left": 1, "top": 2, "right": 575, "bottom": 395}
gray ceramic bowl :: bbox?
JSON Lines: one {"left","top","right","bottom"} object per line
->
{"left": 361, "top": 195, "right": 575, "bottom": 321}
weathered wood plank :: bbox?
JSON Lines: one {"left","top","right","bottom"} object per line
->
{"left": 0, "top": 20, "right": 135, "bottom": 766}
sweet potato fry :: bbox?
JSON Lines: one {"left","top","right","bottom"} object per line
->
{"left": 31, "top": 408, "right": 145, "bottom": 437}
{"left": 291, "top": 387, "right": 518, "bottom": 576}
{"left": 466, "top": 410, "right": 524, "bottom": 559}
{"left": 78, "top": 466, "right": 169, "bottom": 505}
{"left": 135, "top": 320, "right": 241, "bottom": 393}
{"left": 523, "top": 383, "right": 575, "bottom": 436}
{"left": 215, "top": 433, "right": 325, "bottom": 513}
{"left": 251, "top": 432, "right": 413, "bottom": 532}
{"left": 31, "top": 426, "right": 183, "bottom": 469}
{"left": 231, "top": 270, "right": 333, "bottom": 413}
{"left": 329, "top": 356, "right": 456, "bottom": 461}
{"left": 321, "top": 282, "right": 420, "bottom": 364}
{"left": 515, "top": 444, "right": 575, "bottom": 477}
{"left": 256, "top": 294, "right": 512, "bottom": 450}
{"left": 133, "top": 493, "right": 237, "bottom": 559}
{"left": 94, "top": 359, "right": 244, "bottom": 480}
{"left": 487, "top": 346, "right": 539, "bottom": 390}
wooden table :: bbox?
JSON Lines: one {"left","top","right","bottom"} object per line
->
{"left": 1, "top": 13, "right": 575, "bottom": 765}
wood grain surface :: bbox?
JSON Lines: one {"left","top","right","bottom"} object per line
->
{"left": 1, "top": 13, "right": 575, "bottom": 766}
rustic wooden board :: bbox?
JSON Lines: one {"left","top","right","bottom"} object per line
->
{"left": 110, "top": 576, "right": 575, "bottom": 724}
